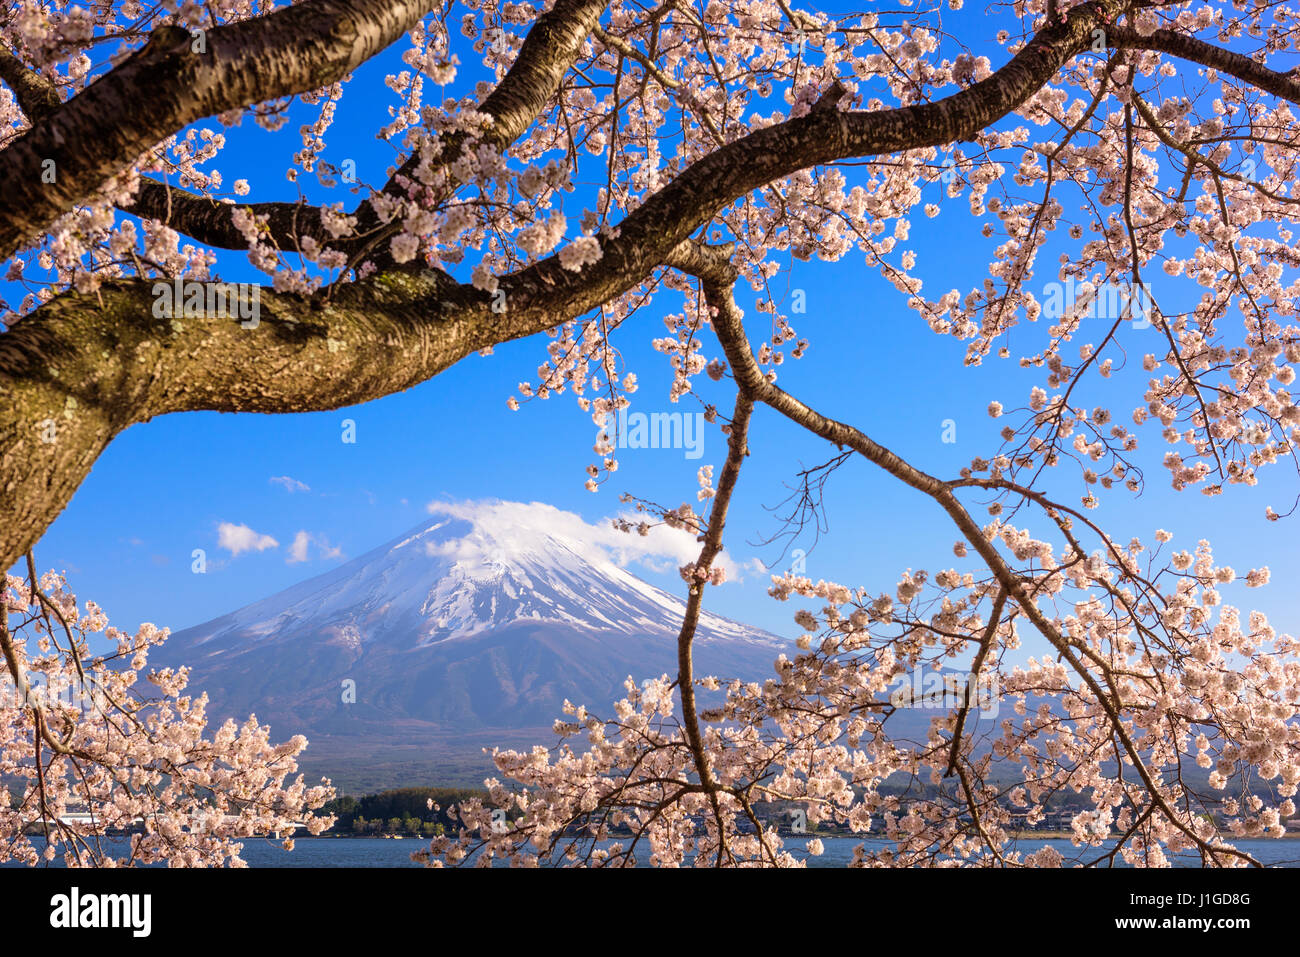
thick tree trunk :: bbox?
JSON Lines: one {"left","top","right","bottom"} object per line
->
{"left": 0, "top": 0, "right": 1137, "bottom": 568}
{"left": 0, "top": 270, "right": 470, "bottom": 568}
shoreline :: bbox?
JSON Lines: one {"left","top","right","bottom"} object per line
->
{"left": 1004, "top": 830, "right": 1300, "bottom": 841}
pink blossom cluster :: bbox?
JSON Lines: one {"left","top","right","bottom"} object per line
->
{"left": 1, "top": 571, "right": 334, "bottom": 866}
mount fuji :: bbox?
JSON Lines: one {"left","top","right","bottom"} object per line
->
{"left": 153, "top": 501, "right": 795, "bottom": 790}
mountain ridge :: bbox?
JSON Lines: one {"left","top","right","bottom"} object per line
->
{"left": 151, "top": 502, "right": 795, "bottom": 790}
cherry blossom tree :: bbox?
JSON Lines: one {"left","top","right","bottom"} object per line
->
{"left": 1, "top": 563, "right": 334, "bottom": 866}
{"left": 1, "top": 0, "right": 1299, "bottom": 866}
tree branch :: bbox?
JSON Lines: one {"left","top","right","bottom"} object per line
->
{"left": 1109, "top": 26, "right": 1300, "bottom": 105}
{"left": 0, "top": 41, "right": 62, "bottom": 122}
{"left": 673, "top": 390, "right": 752, "bottom": 866}
{"left": 0, "top": 0, "right": 436, "bottom": 261}
{"left": 0, "top": 0, "right": 1125, "bottom": 569}
{"left": 689, "top": 259, "right": 1260, "bottom": 866}
{"left": 113, "top": 0, "right": 613, "bottom": 263}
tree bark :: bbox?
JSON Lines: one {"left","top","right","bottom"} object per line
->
{"left": 0, "top": 0, "right": 1128, "bottom": 568}
{"left": 0, "top": 0, "right": 435, "bottom": 261}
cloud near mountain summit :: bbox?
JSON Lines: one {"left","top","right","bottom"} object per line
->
{"left": 422, "top": 499, "right": 766, "bottom": 583}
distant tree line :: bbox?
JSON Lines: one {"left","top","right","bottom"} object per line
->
{"left": 316, "top": 781, "right": 1290, "bottom": 840}
{"left": 321, "top": 787, "right": 488, "bottom": 837}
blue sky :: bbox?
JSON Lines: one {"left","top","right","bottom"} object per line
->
{"left": 10, "top": 2, "right": 1299, "bottom": 658}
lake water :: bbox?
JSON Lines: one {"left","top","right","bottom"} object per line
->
{"left": 13, "top": 835, "right": 1289, "bottom": 868}
{"left": 6, "top": 833, "right": 1299, "bottom": 867}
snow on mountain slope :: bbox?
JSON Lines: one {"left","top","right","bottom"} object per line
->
{"left": 172, "top": 504, "right": 781, "bottom": 654}
{"left": 149, "top": 502, "right": 794, "bottom": 787}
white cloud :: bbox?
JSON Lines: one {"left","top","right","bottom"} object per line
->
{"left": 217, "top": 522, "right": 279, "bottom": 557}
{"left": 287, "top": 530, "right": 345, "bottom": 564}
{"left": 422, "top": 499, "right": 757, "bottom": 582}
{"left": 270, "top": 475, "right": 310, "bottom": 493}
{"left": 287, "top": 530, "right": 312, "bottom": 563}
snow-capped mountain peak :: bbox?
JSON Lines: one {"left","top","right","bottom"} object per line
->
{"left": 148, "top": 501, "right": 792, "bottom": 789}
{"left": 175, "top": 501, "right": 781, "bottom": 655}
